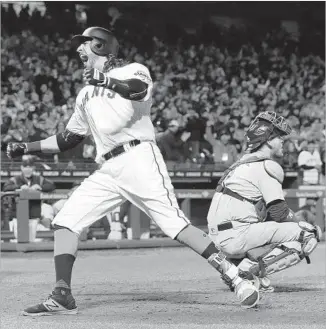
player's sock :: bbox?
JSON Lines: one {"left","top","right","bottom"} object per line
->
{"left": 54, "top": 254, "right": 75, "bottom": 291}
{"left": 175, "top": 224, "right": 221, "bottom": 258}
{"left": 201, "top": 241, "right": 220, "bottom": 259}
{"left": 53, "top": 227, "right": 79, "bottom": 293}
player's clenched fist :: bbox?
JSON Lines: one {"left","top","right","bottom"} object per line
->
{"left": 83, "top": 68, "right": 109, "bottom": 87}
{"left": 6, "top": 142, "right": 27, "bottom": 159}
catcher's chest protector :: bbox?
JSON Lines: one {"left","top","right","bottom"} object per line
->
{"left": 218, "top": 155, "right": 269, "bottom": 187}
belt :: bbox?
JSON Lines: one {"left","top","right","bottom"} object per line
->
{"left": 217, "top": 222, "right": 233, "bottom": 231}
{"left": 103, "top": 139, "right": 141, "bottom": 161}
{"left": 216, "top": 185, "right": 258, "bottom": 205}
{"left": 217, "top": 221, "right": 250, "bottom": 231}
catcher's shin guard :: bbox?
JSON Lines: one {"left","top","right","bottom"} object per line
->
{"left": 248, "top": 241, "right": 303, "bottom": 276}
{"left": 245, "top": 223, "right": 320, "bottom": 277}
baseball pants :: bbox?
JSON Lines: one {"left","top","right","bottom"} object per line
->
{"left": 53, "top": 142, "right": 190, "bottom": 238}
{"left": 207, "top": 192, "right": 303, "bottom": 258}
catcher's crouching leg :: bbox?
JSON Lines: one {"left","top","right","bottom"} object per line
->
{"left": 239, "top": 221, "right": 322, "bottom": 278}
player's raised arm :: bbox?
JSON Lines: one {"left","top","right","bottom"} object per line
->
{"left": 5, "top": 90, "right": 90, "bottom": 159}
{"left": 83, "top": 65, "right": 152, "bottom": 101}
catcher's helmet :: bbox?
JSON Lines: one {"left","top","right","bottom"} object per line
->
{"left": 71, "top": 27, "right": 119, "bottom": 57}
{"left": 246, "top": 111, "right": 292, "bottom": 151}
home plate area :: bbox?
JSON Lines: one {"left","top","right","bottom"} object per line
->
{"left": 1, "top": 244, "right": 325, "bottom": 329}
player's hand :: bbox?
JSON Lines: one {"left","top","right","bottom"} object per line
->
{"left": 6, "top": 142, "right": 27, "bottom": 159}
{"left": 83, "top": 68, "right": 109, "bottom": 87}
{"left": 30, "top": 184, "right": 42, "bottom": 191}
{"left": 20, "top": 184, "right": 30, "bottom": 190}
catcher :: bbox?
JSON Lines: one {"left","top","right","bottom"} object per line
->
{"left": 207, "top": 111, "right": 322, "bottom": 292}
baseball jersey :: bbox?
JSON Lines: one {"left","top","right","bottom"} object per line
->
{"left": 66, "top": 63, "right": 155, "bottom": 163}
{"left": 222, "top": 159, "right": 284, "bottom": 205}
{"left": 298, "top": 150, "right": 322, "bottom": 184}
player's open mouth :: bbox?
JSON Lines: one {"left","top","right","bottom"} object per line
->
{"left": 80, "top": 54, "right": 88, "bottom": 63}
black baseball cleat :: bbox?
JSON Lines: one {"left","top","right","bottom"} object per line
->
{"left": 22, "top": 290, "right": 78, "bottom": 316}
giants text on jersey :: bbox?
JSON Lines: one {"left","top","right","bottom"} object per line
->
{"left": 66, "top": 63, "right": 155, "bottom": 163}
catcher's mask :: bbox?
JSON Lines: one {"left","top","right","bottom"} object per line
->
{"left": 71, "top": 27, "right": 119, "bottom": 57}
{"left": 246, "top": 111, "right": 292, "bottom": 152}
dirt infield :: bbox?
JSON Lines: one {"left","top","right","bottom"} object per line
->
{"left": 1, "top": 243, "right": 325, "bottom": 329}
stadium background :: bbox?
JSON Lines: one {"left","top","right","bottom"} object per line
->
{"left": 1, "top": 2, "right": 325, "bottom": 243}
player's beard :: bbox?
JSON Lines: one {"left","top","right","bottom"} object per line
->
{"left": 276, "top": 149, "right": 284, "bottom": 158}
{"left": 103, "top": 54, "right": 127, "bottom": 72}
{"left": 273, "top": 143, "right": 285, "bottom": 158}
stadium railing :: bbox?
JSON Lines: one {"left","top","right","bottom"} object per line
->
{"left": 1, "top": 187, "right": 325, "bottom": 252}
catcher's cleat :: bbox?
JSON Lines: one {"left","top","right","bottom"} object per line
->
{"left": 234, "top": 279, "right": 260, "bottom": 309}
{"left": 208, "top": 254, "right": 259, "bottom": 308}
{"left": 22, "top": 291, "right": 78, "bottom": 316}
{"left": 221, "top": 271, "right": 260, "bottom": 308}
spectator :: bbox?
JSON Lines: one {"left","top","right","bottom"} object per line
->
{"left": 282, "top": 139, "right": 299, "bottom": 169}
{"left": 3, "top": 155, "right": 56, "bottom": 232}
{"left": 298, "top": 141, "right": 323, "bottom": 185}
{"left": 1, "top": 115, "right": 13, "bottom": 158}
{"left": 3, "top": 155, "right": 55, "bottom": 193}
{"left": 182, "top": 110, "right": 207, "bottom": 160}
{"left": 1, "top": 5, "right": 325, "bottom": 170}
{"left": 204, "top": 121, "right": 238, "bottom": 167}
{"left": 298, "top": 197, "right": 318, "bottom": 217}
{"left": 156, "top": 119, "right": 190, "bottom": 164}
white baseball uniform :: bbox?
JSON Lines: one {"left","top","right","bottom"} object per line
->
{"left": 52, "top": 63, "right": 190, "bottom": 238}
{"left": 207, "top": 156, "right": 303, "bottom": 258}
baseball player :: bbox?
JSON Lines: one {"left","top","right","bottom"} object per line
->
{"left": 207, "top": 111, "right": 322, "bottom": 292}
{"left": 6, "top": 27, "right": 259, "bottom": 316}
{"left": 106, "top": 202, "right": 129, "bottom": 240}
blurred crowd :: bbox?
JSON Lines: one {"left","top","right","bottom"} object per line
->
{"left": 1, "top": 3, "right": 325, "bottom": 172}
